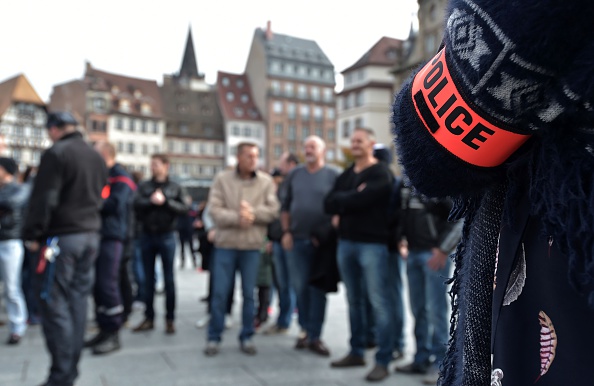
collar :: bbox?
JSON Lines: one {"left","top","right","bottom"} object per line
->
{"left": 58, "top": 131, "right": 83, "bottom": 142}
{"left": 235, "top": 166, "right": 257, "bottom": 179}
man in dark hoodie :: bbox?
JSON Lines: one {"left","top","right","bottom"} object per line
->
{"left": 84, "top": 141, "right": 136, "bottom": 355}
{"left": 23, "top": 112, "right": 107, "bottom": 386}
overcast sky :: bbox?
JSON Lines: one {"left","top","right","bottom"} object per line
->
{"left": 5, "top": 0, "right": 418, "bottom": 102}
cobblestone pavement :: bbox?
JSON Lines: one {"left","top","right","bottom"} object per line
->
{"left": 0, "top": 254, "right": 433, "bottom": 386}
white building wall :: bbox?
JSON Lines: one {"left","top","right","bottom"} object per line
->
{"left": 1, "top": 104, "right": 50, "bottom": 169}
{"left": 225, "top": 120, "right": 266, "bottom": 168}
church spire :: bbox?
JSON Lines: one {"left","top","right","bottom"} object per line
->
{"left": 179, "top": 26, "right": 202, "bottom": 79}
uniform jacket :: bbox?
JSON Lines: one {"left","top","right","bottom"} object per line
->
{"left": 101, "top": 163, "right": 136, "bottom": 241}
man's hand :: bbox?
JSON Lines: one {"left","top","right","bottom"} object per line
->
{"left": 281, "top": 232, "right": 293, "bottom": 251}
{"left": 427, "top": 247, "right": 448, "bottom": 271}
{"left": 357, "top": 183, "right": 367, "bottom": 192}
{"left": 207, "top": 229, "right": 216, "bottom": 243}
{"left": 239, "top": 200, "right": 255, "bottom": 228}
{"left": 398, "top": 241, "right": 409, "bottom": 259}
{"left": 150, "top": 189, "right": 166, "bottom": 206}
{"left": 331, "top": 215, "right": 340, "bottom": 229}
{"left": 265, "top": 241, "right": 273, "bottom": 254}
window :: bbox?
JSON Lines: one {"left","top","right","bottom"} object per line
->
{"left": 141, "top": 103, "right": 152, "bottom": 115}
{"left": 152, "top": 122, "right": 158, "bottom": 134}
{"left": 356, "top": 92, "right": 364, "bottom": 107}
{"left": 32, "top": 150, "right": 41, "bottom": 163}
{"left": 273, "top": 101, "right": 283, "bottom": 114}
{"left": 240, "top": 94, "right": 249, "bottom": 103}
{"left": 327, "top": 149, "right": 335, "bottom": 161}
{"left": 287, "top": 103, "right": 296, "bottom": 119}
{"left": 271, "top": 81, "right": 281, "bottom": 95}
{"left": 323, "top": 69, "right": 333, "bottom": 80}
{"left": 117, "top": 142, "right": 124, "bottom": 152}
{"left": 327, "top": 107, "right": 335, "bottom": 120}
{"left": 127, "top": 142, "right": 135, "bottom": 154}
{"left": 119, "top": 99, "right": 130, "bottom": 113}
{"left": 328, "top": 129, "right": 335, "bottom": 141}
{"left": 153, "top": 145, "right": 160, "bottom": 153}
{"left": 32, "top": 128, "right": 42, "bottom": 138}
{"left": 274, "top": 145, "right": 283, "bottom": 158}
{"left": 310, "top": 87, "right": 320, "bottom": 101}
{"left": 314, "top": 106, "right": 323, "bottom": 122}
{"left": 183, "top": 142, "right": 191, "bottom": 153}
{"left": 298, "top": 85, "right": 307, "bottom": 99}
{"left": 236, "top": 79, "right": 244, "bottom": 88}
{"left": 345, "top": 73, "right": 353, "bottom": 86}
{"left": 129, "top": 119, "right": 135, "bottom": 132}
{"left": 243, "top": 126, "right": 252, "bottom": 137}
{"left": 214, "top": 143, "right": 223, "bottom": 155}
{"left": 302, "top": 126, "right": 310, "bottom": 139}
{"left": 177, "top": 104, "right": 189, "bottom": 113}
{"left": 355, "top": 117, "right": 364, "bottom": 129}
{"left": 288, "top": 125, "right": 296, "bottom": 140}
{"left": 358, "top": 69, "right": 365, "bottom": 80}
{"left": 226, "top": 92, "right": 234, "bottom": 102}
{"left": 232, "top": 125, "right": 240, "bottom": 136}
{"left": 234, "top": 107, "right": 244, "bottom": 117}
{"left": 315, "top": 127, "right": 323, "bottom": 138}
{"left": 142, "top": 144, "right": 148, "bottom": 155}
{"left": 141, "top": 121, "right": 147, "bottom": 133}
{"left": 91, "top": 120, "right": 106, "bottom": 132}
{"left": 182, "top": 164, "right": 190, "bottom": 175}
{"left": 180, "top": 124, "right": 188, "bottom": 134}
{"left": 116, "top": 118, "right": 123, "bottom": 130}
{"left": 274, "top": 123, "right": 283, "bottom": 137}
{"left": 323, "top": 88, "right": 333, "bottom": 102}
{"left": 11, "top": 149, "right": 21, "bottom": 161}
{"left": 222, "top": 77, "right": 230, "bottom": 86}
{"left": 300, "top": 105, "right": 310, "bottom": 120}
{"left": 285, "top": 82, "right": 294, "bottom": 97}
{"left": 168, "top": 140, "right": 175, "bottom": 152}
{"left": 342, "top": 120, "right": 351, "bottom": 138}
{"left": 200, "top": 143, "right": 207, "bottom": 154}
{"left": 93, "top": 98, "right": 106, "bottom": 112}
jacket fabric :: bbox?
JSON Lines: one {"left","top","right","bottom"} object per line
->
{"left": 401, "top": 190, "right": 462, "bottom": 253}
{"left": 23, "top": 131, "right": 107, "bottom": 241}
{"left": 101, "top": 163, "right": 136, "bottom": 241}
{"left": 208, "top": 169, "right": 279, "bottom": 250}
{"left": 0, "top": 182, "right": 29, "bottom": 240}
{"left": 134, "top": 177, "right": 189, "bottom": 234}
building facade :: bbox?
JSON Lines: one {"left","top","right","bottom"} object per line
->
{"left": 244, "top": 22, "right": 337, "bottom": 167}
{"left": 161, "top": 28, "right": 225, "bottom": 184}
{"left": 216, "top": 71, "right": 265, "bottom": 168}
{"left": 49, "top": 63, "right": 165, "bottom": 177}
{"left": 0, "top": 74, "right": 50, "bottom": 169}
{"left": 337, "top": 37, "right": 404, "bottom": 161}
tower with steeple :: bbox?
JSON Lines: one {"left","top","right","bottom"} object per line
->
{"left": 175, "top": 26, "right": 208, "bottom": 91}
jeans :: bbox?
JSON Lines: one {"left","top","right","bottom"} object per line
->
{"left": 336, "top": 239, "right": 394, "bottom": 366}
{"left": 286, "top": 238, "right": 327, "bottom": 341}
{"left": 388, "top": 252, "right": 406, "bottom": 352}
{"left": 93, "top": 239, "right": 124, "bottom": 332}
{"left": 21, "top": 247, "right": 40, "bottom": 324}
{"left": 0, "top": 239, "right": 27, "bottom": 336}
{"left": 272, "top": 242, "right": 295, "bottom": 329}
{"left": 207, "top": 248, "right": 260, "bottom": 343}
{"left": 38, "top": 232, "right": 99, "bottom": 386}
{"left": 140, "top": 232, "right": 176, "bottom": 321}
{"left": 132, "top": 238, "right": 145, "bottom": 303}
{"left": 407, "top": 249, "right": 451, "bottom": 365}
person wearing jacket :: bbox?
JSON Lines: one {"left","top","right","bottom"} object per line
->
{"left": 324, "top": 128, "right": 395, "bottom": 382}
{"left": 132, "top": 153, "right": 189, "bottom": 335}
{"left": 22, "top": 112, "right": 107, "bottom": 386}
{"left": 204, "top": 142, "right": 279, "bottom": 357}
{"left": 84, "top": 141, "right": 136, "bottom": 355}
{"left": 395, "top": 188, "right": 462, "bottom": 383}
{"left": 0, "top": 157, "right": 29, "bottom": 345}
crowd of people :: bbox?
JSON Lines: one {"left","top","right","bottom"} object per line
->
{"left": 0, "top": 111, "right": 462, "bottom": 385}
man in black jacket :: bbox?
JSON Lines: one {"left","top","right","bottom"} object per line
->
{"left": 0, "top": 157, "right": 29, "bottom": 345}
{"left": 85, "top": 141, "right": 136, "bottom": 355}
{"left": 23, "top": 112, "right": 107, "bottom": 386}
{"left": 324, "top": 127, "right": 395, "bottom": 382}
{"left": 132, "top": 154, "right": 189, "bottom": 334}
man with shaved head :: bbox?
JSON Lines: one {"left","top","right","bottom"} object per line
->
{"left": 84, "top": 141, "right": 136, "bottom": 355}
{"left": 281, "top": 135, "right": 338, "bottom": 356}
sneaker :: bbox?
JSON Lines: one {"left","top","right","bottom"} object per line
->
{"left": 308, "top": 339, "right": 330, "bottom": 357}
{"left": 330, "top": 354, "right": 366, "bottom": 368}
{"left": 395, "top": 361, "right": 431, "bottom": 375}
{"left": 224, "top": 315, "right": 233, "bottom": 329}
{"left": 7, "top": 334, "right": 21, "bottom": 345}
{"left": 132, "top": 319, "right": 154, "bottom": 333}
{"left": 263, "top": 325, "right": 289, "bottom": 335}
{"left": 165, "top": 320, "right": 175, "bottom": 334}
{"left": 92, "top": 332, "right": 120, "bottom": 355}
{"left": 365, "top": 365, "right": 390, "bottom": 382}
{"left": 84, "top": 330, "right": 108, "bottom": 348}
{"left": 240, "top": 338, "right": 257, "bottom": 355}
{"left": 204, "top": 341, "right": 220, "bottom": 356}
{"left": 195, "top": 315, "right": 210, "bottom": 329}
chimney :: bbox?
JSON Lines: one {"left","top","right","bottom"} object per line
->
{"left": 265, "top": 20, "right": 273, "bottom": 40}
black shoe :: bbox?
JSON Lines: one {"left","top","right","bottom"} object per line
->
{"left": 308, "top": 339, "right": 331, "bottom": 357}
{"left": 330, "top": 354, "right": 366, "bottom": 368}
{"left": 84, "top": 331, "right": 108, "bottom": 348}
{"left": 7, "top": 334, "right": 21, "bottom": 345}
{"left": 396, "top": 361, "right": 431, "bottom": 375}
{"left": 366, "top": 365, "right": 389, "bottom": 382}
{"left": 132, "top": 319, "right": 154, "bottom": 332}
{"left": 92, "top": 332, "right": 120, "bottom": 355}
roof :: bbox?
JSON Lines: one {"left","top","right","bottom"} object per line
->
{"left": 179, "top": 27, "right": 203, "bottom": 79}
{"left": 216, "top": 71, "right": 262, "bottom": 122}
{"left": 342, "top": 36, "right": 404, "bottom": 74}
{"left": 0, "top": 74, "right": 45, "bottom": 116}
{"left": 85, "top": 63, "right": 163, "bottom": 117}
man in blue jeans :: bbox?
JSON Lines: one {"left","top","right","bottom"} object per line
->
{"left": 396, "top": 187, "right": 462, "bottom": 385}
{"left": 23, "top": 112, "right": 107, "bottom": 386}
{"left": 281, "top": 136, "right": 338, "bottom": 357}
{"left": 204, "top": 142, "right": 279, "bottom": 356}
{"left": 132, "top": 154, "right": 189, "bottom": 335}
{"left": 324, "top": 127, "right": 395, "bottom": 382}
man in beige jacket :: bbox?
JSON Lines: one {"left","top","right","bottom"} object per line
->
{"left": 204, "top": 142, "right": 279, "bottom": 356}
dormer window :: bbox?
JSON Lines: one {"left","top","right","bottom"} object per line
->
{"left": 141, "top": 103, "right": 152, "bottom": 115}
{"left": 236, "top": 79, "right": 244, "bottom": 88}
{"left": 111, "top": 86, "right": 119, "bottom": 94}
{"left": 119, "top": 99, "right": 130, "bottom": 113}
{"left": 134, "top": 90, "right": 142, "bottom": 99}
{"left": 241, "top": 94, "right": 249, "bottom": 103}
{"left": 226, "top": 92, "right": 234, "bottom": 102}
{"left": 222, "top": 77, "right": 230, "bottom": 87}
